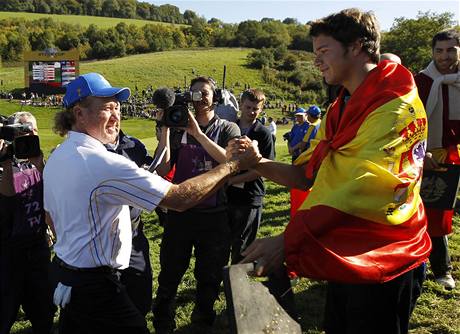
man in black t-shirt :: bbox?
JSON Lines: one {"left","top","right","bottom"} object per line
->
{"left": 227, "top": 89, "right": 274, "bottom": 263}
{"left": 227, "top": 90, "right": 296, "bottom": 318}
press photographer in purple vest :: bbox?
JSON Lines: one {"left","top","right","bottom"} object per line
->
{"left": 44, "top": 73, "right": 259, "bottom": 334}
{"left": 152, "top": 77, "right": 241, "bottom": 333}
{"left": 0, "top": 112, "right": 55, "bottom": 334}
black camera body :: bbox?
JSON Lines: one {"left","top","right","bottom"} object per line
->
{"left": 162, "top": 91, "right": 203, "bottom": 128}
{"left": 0, "top": 119, "right": 41, "bottom": 161}
{"left": 283, "top": 132, "right": 291, "bottom": 142}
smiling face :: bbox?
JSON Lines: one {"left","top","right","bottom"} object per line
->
{"left": 191, "top": 81, "right": 214, "bottom": 115}
{"left": 433, "top": 38, "right": 460, "bottom": 75}
{"left": 74, "top": 96, "right": 121, "bottom": 144}
{"left": 313, "top": 34, "right": 354, "bottom": 86}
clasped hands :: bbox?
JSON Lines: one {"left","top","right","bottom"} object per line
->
{"left": 225, "top": 136, "right": 262, "bottom": 171}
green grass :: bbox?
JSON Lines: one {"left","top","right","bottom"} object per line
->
{"left": 0, "top": 48, "right": 264, "bottom": 93}
{"left": 8, "top": 108, "right": 460, "bottom": 334}
{"left": 0, "top": 11, "right": 185, "bottom": 29}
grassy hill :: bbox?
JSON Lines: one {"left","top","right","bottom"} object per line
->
{"left": 0, "top": 48, "right": 265, "bottom": 92}
{"left": 0, "top": 11, "right": 185, "bottom": 28}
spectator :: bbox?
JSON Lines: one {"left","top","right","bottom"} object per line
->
{"left": 267, "top": 116, "right": 277, "bottom": 144}
{"left": 287, "top": 108, "right": 309, "bottom": 162}
{"left": 227, "top": 89, "right": 274, "bottom": 263}
{"left": 414, "top": 29, "right": 460, "bottom": 290}
{"left": 290, "top": 105, "right": 322, "bottom": 157}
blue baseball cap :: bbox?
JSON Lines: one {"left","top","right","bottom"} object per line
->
{"left": 63, "top": 73, "right": 130, "bottom": 108}
{"left": 307, "top": 105, "right": 321, "bottom": 118}
{"left": 294, "top": 107, "right": 306, "bottom": 116}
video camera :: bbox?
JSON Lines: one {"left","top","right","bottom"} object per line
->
{"left": 0, "top": 116, "right": 41, "bottom": 161}
{"left": 152, "top": 88, "right": 203, "bottom": 128}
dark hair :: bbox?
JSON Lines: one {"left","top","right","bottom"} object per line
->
{"left": 432, "top": 29, "right": 460, "bottom": 49}
{"left": 189, "top": 76, "right": 216, "bottom": 92}
{"left": 241, "top": 88, "right": 266, "bottom": 104}
{"left": 310, "top": 8, "right": 381, "bottom": 64}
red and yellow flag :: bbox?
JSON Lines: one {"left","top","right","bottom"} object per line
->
{"left": 285, "top": 61, "right": 432, "bottom": 284}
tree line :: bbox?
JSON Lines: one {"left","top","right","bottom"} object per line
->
{"left": 0, "top": 0, "right": 191, "bottom": 24}
{"left": 0, "top": 16, "right": 313, "bottom": 62}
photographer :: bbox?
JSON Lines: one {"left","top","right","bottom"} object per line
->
{"left": 152, "top": 77, "right": 240, "bottom": 333}
{"left": 0, "top": 112, "right": 55, "bottom": 334}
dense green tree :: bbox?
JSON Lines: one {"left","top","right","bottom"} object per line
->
{"left": 235, "top": 20, "right": 264, "bottom": 47}
{"left": 35, "top": 0, "right": 51, "bottom": 13}
{"left": 183, "top": 10, "right": 199, "bottom": 25}
{"left": 118, "top": 0, "right": 136, "bottom": 18}
{"left": 283, "top": 18, "right": 299, "bottom": 25}
{"left": 29, "top": 29, "right": 55, "bottom": 49}
{"left": 136, "top": 1, "right": 151, "bottom": 19}
{"left": 102, "top": 0, "right": 120, "bottom": 17}
{"left": 62, "top": 0, "right": 83, "bottom": 15}
{"left": 287, "top": 24, "right": 312, "bottom": 51}
{"left": 84, "top": 0, "right": 102, "bottom": 16}
{"left": 55, "top": 31, "right": 81, "bottom": 50}
{"left": 381, "top": 11, "right": 455, "bottom": 72}
{"left": 158, "top": 4, "right": 182, "bottom": 24}
{"left": 247, "top": 48, "right": 275, "bottom": 68}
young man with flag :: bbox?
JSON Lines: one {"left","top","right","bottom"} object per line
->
{"left": 232, "top": 8, "right": 431, "bottom": 334}
{"left": 414, "top": 29, "right": 460, "bottom": 290}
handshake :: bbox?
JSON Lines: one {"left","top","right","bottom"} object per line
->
{"left": 225, "top": 136, "right": 262, "bottom": 172}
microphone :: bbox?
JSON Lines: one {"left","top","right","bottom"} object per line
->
{"left": 152, "top": 88, "right": 175, "bottom": 109}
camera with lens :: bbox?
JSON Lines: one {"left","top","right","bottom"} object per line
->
{"left": 0, "top": 116, "right": 41, "bottom": 161}
{"left": 163, "top": 91, "right": 202, "bottom": 128}
{"left": 153, "top": 88, "right": 203, "bottom": 128}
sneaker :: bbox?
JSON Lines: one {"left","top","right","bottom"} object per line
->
{"left": 435, "top": 274, "right": 456, "bottom": 290}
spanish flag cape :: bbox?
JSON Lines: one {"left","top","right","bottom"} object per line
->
{"left": 285, "top": 60, "right": 432, "bottom": 284}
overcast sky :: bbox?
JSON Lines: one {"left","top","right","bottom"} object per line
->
{"left": 149, "top": 0, "right": 459, "bottom": 31}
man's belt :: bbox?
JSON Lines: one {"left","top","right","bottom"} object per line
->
{"left": 54, "top": 256, "right": 116, "bottom": 274}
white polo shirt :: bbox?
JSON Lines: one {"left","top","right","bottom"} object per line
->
{"left": 44, "top": 131, "right": 171, "bottom": 269}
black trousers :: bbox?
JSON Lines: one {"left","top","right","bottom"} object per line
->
{"left": 153, "top": 210, "right": 231, "bottom": 331}
{"left": 228, "top": 204, "right": 262, "bottom": 264}
{"left": 0, "top": 239, "right": 55, "bottom": 334}
{"left": 324, "top": 266, "right": 424, "bottom": 334}
{"left": 120, "top": 228, "right": 153, "bottom": 317}
{"left": 429, "top": 235, "right": 452, "bottom": 277}
{"left": 50, "top": 259, "right": 148, "bottom": 334}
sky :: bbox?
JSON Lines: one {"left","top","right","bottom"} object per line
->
{"left": 149, "top": 0, "right": 460, "bottom": 31}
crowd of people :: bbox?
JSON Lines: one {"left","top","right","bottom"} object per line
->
{"left": 0, "top": 7, "right": 459, "bottom": 334}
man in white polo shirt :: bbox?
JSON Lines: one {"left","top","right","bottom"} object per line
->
{"left": 44, "top": 73, "right": 260, "bottom": 334}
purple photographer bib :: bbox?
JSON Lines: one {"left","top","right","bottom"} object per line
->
{"left": 172, "top": 120, "right": 222, "bottom": 208}
{"left": 10, "top": 164, "right": 45, "bottom": 237}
